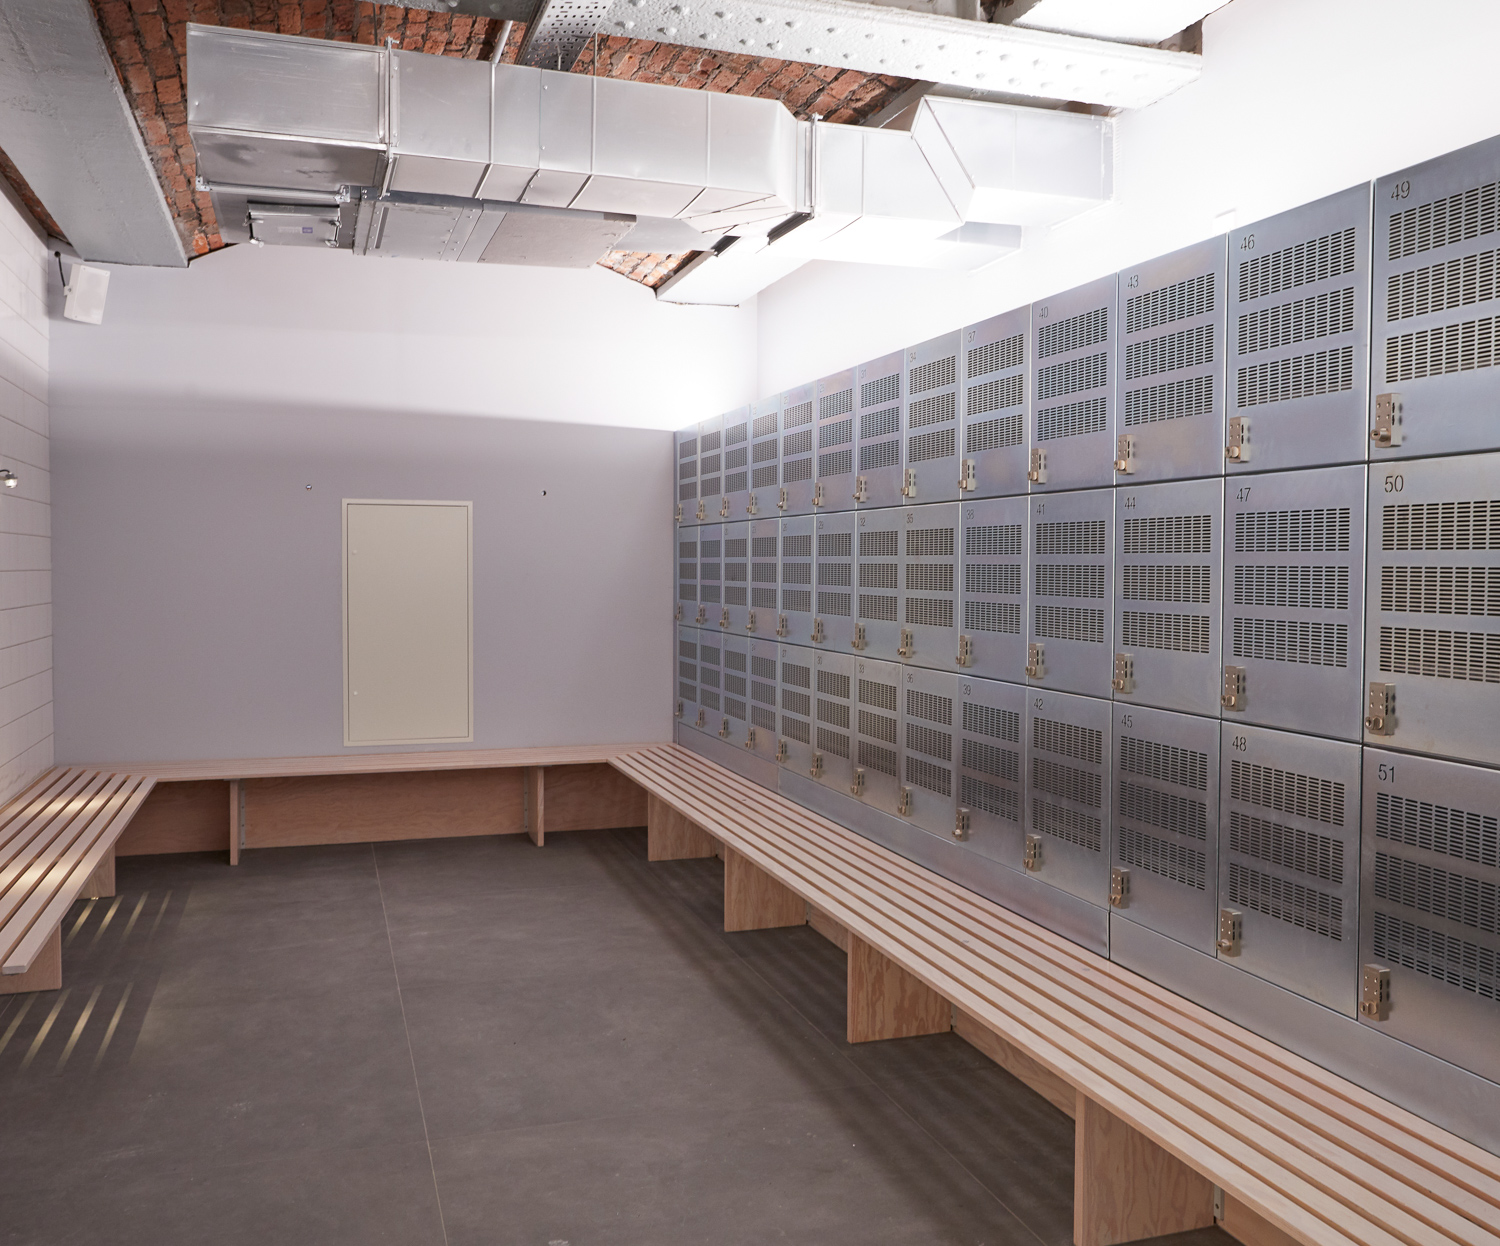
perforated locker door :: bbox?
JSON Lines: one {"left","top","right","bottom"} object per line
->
{"left": 747, "top": 518, "right": 779, "bottom": 639}
{"left": 1113, "top": 478, "right": 1222, "bottom": 717}
{"left": 901, "top": 502, "right": 960, "bottom": 671}
{"left": 813, "top": 510, "right": 855, "bottom": 650}
{"left": 902, "top": 666, "right": 959, "bottom": 840}
{"left": 677, "top": 528, "right": 698, "bottom": 626}
{"left": 695, "top": 630, "right": 723, "bottom": 736}
{"left": 778, "top": 514, "right": 816, "bottom": 644}
{"left": 811, "top": 648, "right": 857, "bottom": 795}
{"left": 856, "top": 507, "right": 904, "bottom": 661}
{"left": 676, "top": 625, "right": 699, "bottom": 727}
{"left": 815, "top": 367, "right": 857, "bottom": 513}
{"left": 1026, "top": 689, "right": 1112, "bottom": 907}
{"left": 856, "top": 350, "right": 904, "bottom": 509}
{"left": 1229, "top": 184, "right": 1371, "bottom": 474}
{"left": 956, "top": 675, "right": 1026, "bottom": 869}
{"left": 853, "top": 656, "right": 904, "bottom": 819}
{"left": 779, "top": 383, "right": 817, "bottom": 516}
{"left": 1029, "top": 488, "right": 1114, "bottom": 698}
{"left": 746, "top": 638, "right": 780, "bottom": 765}
{"left": 905, "top": 332, "right": 962, "bottom": 505}
{"left": 721, "top": 520, "right": 749, "bottom": 633}
{"left": 1117, "top": 235, "right": 1226, "bottom": 484}
{"left": 718, "top": 632, "right": 751, "bottom": 748}
{"left": 1031, "top": 275, "right": 1116, "bottom": 492}
{"left": 695, "top": 523, "right": 722, "bottom": 629}
{"left": 957, "top": 496, "right": 1027, "bottom": 682}
{"left": 1224, "top": 466, "right": 1366, "bottom": 740}
{"left": 962, "top": 306, "right": 1029, "bottom": 499}
{"left": 1363, "top": 452, "right": 1500, "bottom": 766}
{"left": 1218, "top": 725, "right": 1361, "bottom": 1013}
{"left": 777, "top": 643, "right": 817, "bottom": 778}
{"left": 675, "top": 424, "right": 700, "bottom": 523}
{"left": 722, "top": 406, "right": 753, "bottom": 519}
{"left": 1373, "top": 135, "right": 1500, "bottom": 460}
{"left": 1360, "top": 749, "right": 1500, "bottom": 1084}
{"left": 747, "top": 397, "right": 781, "bottom": 519}
{"left": 697, "top": 414, "right": 724, "bottom": 523}
{"left": 1111, "top": 704, "right": 1220, "bottom": 954}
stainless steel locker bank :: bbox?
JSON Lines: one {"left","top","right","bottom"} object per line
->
{"left": 676, "top": 625, "right": 699, "bottom": 726}
{"left": 1360, "top": 748, "right": 1500, "bottom": 1085}
{"left": 677, "top": 527, "right": 698, "bottom": 626}
{"left": 747, "top": 397, "right": 781, "bottom": 519}
{"left": 696, "top": 523, "right": 722, "bottom": 629}
{"left": 955, "top": 675, "right": 1026, "bottom": 870}
{"left": 695, "top": 629, "right": 723, "bottom": 735}
{"left": 779, "top": 383, "right": 817, "bottom": 516}
{"left": 721, "top": 406, "right": 752, "bottom": 520}
{"left": 902, "top": 502, "right": 961, "bottom": 671}
{"left": 777, "top": 642, "right": 817, "bottom": 777}
{"left": 779, "top": 514, "right": 815, "bottom": 644}
{"left": 718, "top": 632, "right": 751, "bottom": 748}
{"left": 856, "top": 507, "right": 904, "bottom": 661}
{"left": 813, "top": 510, "right": 855, "bottom": 649}
{"left": 901, "top": 666, "right": 959, "bottom": 840}
{"left": 855, "top": 351, "right": 904, "bottom": 509}
{"left": 747, "top": 638, "right": 780, "bottom": 764}
{"left": 815, "top": 367, "right": 857, "bottom": 513}
{"left": 1218, "top": 724, "right": 1362, "bottom": 1013}
{"left": 675, "top": 423, "right": 700, "bottom": 522}
{"left": 960, "top": 306, "right": 1029, "bottom": 499}
{"left": 1031, "top": 275, "right": 1116, "bottom": 491}
{"left": 1025, "top": 688, "right": 1113, "bottom": 908}
{"left": 904, "top": 332, "right": 962, "bottom": 505}
{"left": 811, "top": 648, "right": 857, "bottom": 796}
{"left": 1028, "top": 488, "right": 1114, "bottom": 698}
{"left": 960, "top": 496, "right": 1027, "bottom": 682}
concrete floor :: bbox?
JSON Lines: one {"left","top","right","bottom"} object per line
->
{"left": 0, "top": 828, "right": 1234, "bottom": 1246}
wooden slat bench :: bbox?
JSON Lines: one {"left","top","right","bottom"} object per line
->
{"left": 0, "top": 768, "right": 157, "bottom": 995}
{"left": 614, "top": 743, "right": 1500, "bottom": 1246}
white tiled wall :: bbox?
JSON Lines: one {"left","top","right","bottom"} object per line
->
{"left": 0, "top": 190, "right": 51, "bottom": 802}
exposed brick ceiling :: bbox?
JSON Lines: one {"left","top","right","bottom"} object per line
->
{"left": 51, "top": 1, "right": 913, "bottom": 288}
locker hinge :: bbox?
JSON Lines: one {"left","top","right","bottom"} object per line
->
{"left": 953, "top": 807, "right": 971, "bottom": 840}
{"left": 850, "top": 768, "right": 865, "bottom": 797}
{"left": 745, "top": 728, "right": 756, "bottom": 749}
{"left": 1111, "top": 653, "right": 1134, "bottom": 694}
{"left": 719, "top": 496, "right": 731, "bottom": 518}
{"left": 695, "top": 605, "right": 707, "bottom": 624}
{"left": 694, "top": 707, "right": 706, "bottom": 729}
{"left": 1360, "top": 964, "right": 1391, "bottom": 1020}
{"left": 776, "top": 739, "right": 788, "bottom": 762}
{"left": 1109, "top": 867, "right": 1131, "bottom": 908}
{"left": 1371, "top": 393, "right": 1404, "bottom": 448}
{"left": 746, "top": 611, "right": 756, "bottom": 633}
{"left": 719, "top": 608, "right": 730, "bottom": 629}
{"left": 776, "top": 614, "right": 789, "bottom": 638}
{"left": 777, "top": 487, "right": 788, "bottom": 511}
{"left": 1365, "top": 682, "right": 1396, "bottom": 735}
{"left": 898, "top": 627, "right": 915, "bottom": 659}
{"left": 1027, "top": 448, "right": 1047, "bottom": 485}
{"left": 746, "top": 494, "right": 758, "bottom": 516}
{"left": 900, "top": 467, "right": 917, "bottom": 498}
{"left": 897, "top": 786, "right": 912, "bottom": 816}
{"left": 853, "top": 476, "right": 868, "bottom": 503}
{"left": 1114, "top": 434, "right": 1137, "bottom": 475}
{"left": 956, "top": 635, "right": 974, "bottom": 668}
{"left": 809, "top": 752, "right": 824, "bottom": 779}
{"left": 811, "top": 617, "right": 825, "bottom": 642}
{"left": 1221, "top": 665, "right": 1247, "bottom": 711}
{"left": 718, "top": 717, "right": 731, "bottom": 738}
{"left": 1023, "top": 833, "right": 1042, "bottom": 871}
{"left": 675, "top": 502, "right": 684, "bottom": 522}
{"left": 1217, "top": 908, "right": 1243, "bottom": 956}
{"left": 1026, "top": 643, "right": 1045, "bottom": 680}
{"left": 695, "top": 499, "right": 707, "bottom": 521}
{"left": 1226, "top": 416, "right": 1251, "bottom": 464}
{"left": 812, "top": 481, "right": 825, "bottom": 508}
{"left": 959, "top": 459, "right": 977, "bottom": 492}
{"left": 852, "top": 623, "right": 867, "bottom": 651}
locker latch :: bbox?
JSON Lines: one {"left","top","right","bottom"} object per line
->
{"left": 1360, "top": 964, "right": 1391, "bottom": 1020}
{"left": 812, "top": 481, "right": 825, "bottom": 508}
{"left": 675, "top": 700, "right": 683, "bottom": 719}
{"left": 1217, "top": 908, "right": 1243, "bottom": 956}
{"left": 1221, "top": 666, "right": 1247, "bottom": 711}
{"left": 1109, "top": 867, "right": 1130, "bottom": 908}
{"left": 719, "top": 717, "right": 731, "bottom": 739}
{"left": 694, "top": 708, "right": 706, "bottom": 729}
{"left": 959, "top": 459, "right": 977, "bottom": 492}
{"left": 1026, "top": 643, "right": 1045, "bottom": 680}
{"left": 1365, "top": 683, "right": 1396, "bottom": 735}
{"left": 953, "top": 808, "right": 971, "bottom": 840}
{"left": 852, "top": 623, "right": 867, "bottom": 651}
{"left": 777, "top": 614, "right": 789, "bottom": 638}
{"left": 777, "top": 487, "right": 788, "bottom": 511}
{"left": 719, "top": 496, "right": 730, "bottom": 518}
{"left": 853, "top": 476, "right": 868, "bottom": 503}
{"left": 850, "top": 768, "right": 865, "bottom": 797}
{"left": 675, "top": 603, "right": 682, "bottom": 622}
{"left": 745, "top": 728, "right": 756, "bottom": 749}
{"left": 956, "top": 635, "right": 974, "bottom": 668}
{"left": 897, "top": 786, "right": 912, "bottom": 816}
{"left": 1226, "top": 416, "right": 1251, "bottom": 463}
{"left": 776, "top": 739, "right": 788, "bottom": 762}
{"left": 747, "top": 494, "right": 759, "bottom": 516}
{"left": 1027, "top": 448, "right": 1047, "bottom": 485}
{"left": 809, "top": 752, "right": 823, "bottom": 779}
{"left": 695, "top": 499, "right": 707, "bottom": 521}
{"left": 675, "top": 502, "right": 684, "bottom": 522}
{"left": 811, "top": 617, "right": 825, "bottom": 643}
{"left": 901, "top": 467, "right": 917, "bottom": 499}
{"left": 898, "top": 627, "right": 915, "bottom": 659}
{"left": 1112, "top": 653, "right": 1134, "bottom": 694}
{"left": 1371, "top": 393, "right": 1404, "bottom": 448}
{"left": 1114, "top": 435, "right": 1137, "bottom": 475}
{"left": 746, "top": 611, "right": 756, "bottom": 633}
{"left": 1023, "top": 833, "right": 1042, "bottom": 871}
{"left": 695, "top": 605, "right": 707, "bottom": 624}
{"left": 719, "top": 608, "right": 730, "bottom": 629}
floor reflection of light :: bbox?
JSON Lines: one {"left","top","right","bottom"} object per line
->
{"left": 19, "top": 988, "right": 70, "bottom": 1070}
{"left": 56, "top": 983, "right": 104, "bottom": 1071}
{"left": 0, "top": 994, "right": 35, "bottom": 1055}
{"left": 92, "top": 981, "right": 133, "bottom": 1072}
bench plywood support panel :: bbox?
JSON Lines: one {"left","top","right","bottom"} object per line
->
{"left": 723, "top": 846, "right": 804, "bottom": 932}
{"left": 647, "top": 793, "right": 716, "bottom": 862}
{"left": 847, "top": 933, "right": 950, "bottom": 1045}
{"left": 1221, "top": 1194, "right": 1301, "bottom": 1246}
{"left": 524, "top": 767, "right": 545, "bottom": 847}
{"left": 0, "top": 926, "right": 59, "bottom": 994}
{"left": 81, "top": 847, "right": 115, "bottom": 899}
{"left": 954, "top": 1006, "right": 1076, "bottom": 1118}
{"left": 1074, "top": 1092, "right": 1215, "bottom": 1246}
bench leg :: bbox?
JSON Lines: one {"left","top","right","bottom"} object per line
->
{"left": 0, "top": 926, "right": 61, "bottom": 995}
{"left": 82, "top": 846, "right": 115, "bottom": 899}
{"left": 524, "top": 767, "right": 546, "bottom": 847}
{"left": 646, "top": 794, "right": 716, "bottom": 861}
{"left": 1074, "top": 1092, "right": 1214, "bottom": 1246}
{"left": 847, "top": 933, "right": 950, "bottom": 1044}
{"left": 723, "top": 847, "right": 804, "bottom": 932}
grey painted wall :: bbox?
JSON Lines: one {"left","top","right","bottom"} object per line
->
{"left": 52, "top": 402, "right": 671, "bottom": 762}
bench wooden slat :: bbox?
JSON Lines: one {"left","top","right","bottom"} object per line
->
{"left": 0, "top": 772, "right": 117, "bottom": 923}
{"left": 0, "top": 769, "right": 95, "bottom": 864}
{"left": 0, "top": 769, "right": 84, "bottom": 843}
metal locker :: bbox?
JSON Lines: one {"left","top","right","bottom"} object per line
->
{"left": 815, "top": 367, "right": 858, "bottom": 513}
{"left": 746, "top": 638, "right": 780, "bottom": 766}
{"left": 1228, "top": 184, "right": 1372, "bottom": 474}
{"left": 1362, "top": 451, "right": 1500, "bottom": 766}
{"left": 811, "top": 648, "right": 857, "bottom": 795}
{"left": 718, "top": 633, "right": 752, "bottom": 748}
{"left": 778, "top": 514, "right": 816, "bottom": 644}
{"left": 955, "top": 675, "right": 1026, "bottom": 869}
{"left": 852, "top": 655, "right": 904, "bottom": 820}
{"left": 901, "top": 502, "right": 961, "bottom": 671}
{"left": 779, "top": 383, "right": 817, "bottom": 515}
{"left": 1117, "top": 236, "right": 1227, "bottom": 483}
{"left": 1218, "top": 724, "right": 1361, "bottom": 1013}
{"left": 695, "top": 631, "right": 723, "bottom": 735}
{"left": 677, "top": 528, "right": 698, "bottom": 626}
{"left": 1031, "top": 275, "right": 1116, "bottom": 492}
{"left": 697, "top": 414, "right": 724, "bottom": 523}
{"left": 1028, "top": 488, "right": 1114, "bottom": 698}
{"left": 721, "top": 520, "right": 749, "bottom": 634}
{"left": 747, "top": 397, "right": 781, "bottom": 519}
{"left": 1112, "top": 478, "right": 1223, "bottom": 717}
{"left": 1223, "top": 465, "right": 1367, "bottom": 740}
{"left": 696, "top": 523, "right": 722, "bottom": 629}
{"left": 777, "top": 642, "right": 817, "bottom": 778}
{"left": 855, "top": 350, "right": 905, "bottom": 509}
{"left": 1359, "top": 749, "right": 1500, "bottom": 1084}
{"left": 960, "top": 306, "right": 1029, "bottom": 499}
{"left": 961, "top": 496, "right": 1027, "bottom": 682}
{"left": 676, "top": 626, "right": 699, "bottom": 727}
{"left": 1110, "top": 704, "right": 1220, "bottom": 953}
{"left": 721, "top": 406, "right": 753, "bottom": 519}
{"left": 901, "top": 666, "right": 959, "bottom": 840}
{"left": 1025, "top": 688, "right": 1113, "bottom": 907}
{"left": 904, "top": 332, "right": 962, "bottom": 505}
{"left": 1372, "top": 135, "right": 1500, "bottom": 460}
{"left": 747, "top": 517, "right": 779, "bottom": 638}
{"left": 675, "top": 423, "right": 700, "bottom": 524}
{"left": 856, "top": 506, "right": 904, "bottom": 661}
{"left": 813, "top": 510, "right": 856, "bottom": 650}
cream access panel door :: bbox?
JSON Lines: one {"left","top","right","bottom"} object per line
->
{"left": 344, "top": 500, "right": 473, "bottom": 746}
